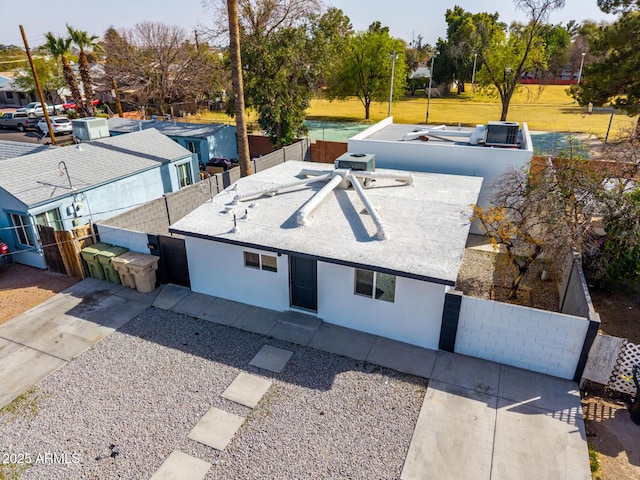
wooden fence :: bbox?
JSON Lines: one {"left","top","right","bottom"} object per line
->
{"left": 39, "top": 224, "right": 96, "bottom": 279}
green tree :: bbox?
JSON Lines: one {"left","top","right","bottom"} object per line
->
{"left": 538, "top": 23, "right": 571, "bottom": 80}
{"left": 327, "top": 22, "right": 407, "bottom": 119}
{"left": 14, "top": 57, "right": 66, "bottom": 109}
{"left": 569, "top": 12, "right": 640, "bottom": 135}
{"left": 597, "top": 0, "right": 639, "bottom": 13}
{"left": 67, "top": 26, "right": 102, "bottom": 116}
{"left": 42, "top": 33, "right": 86, "bottom": 116}
{"left": 456, "top": 0, "right": 564, "bottom": 120}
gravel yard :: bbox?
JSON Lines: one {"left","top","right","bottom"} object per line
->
{"left": 0, "top": 308, "right": 427, "bottom": 480}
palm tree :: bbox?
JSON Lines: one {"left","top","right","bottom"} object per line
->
{"left": 227, "top": 0, "right": 252, "bottom": 177}
{"left": 67, "top": 26, "right": 101, "bottom": 116}
{"left": 43, "top": 33, "right": 87, "bottom": 116}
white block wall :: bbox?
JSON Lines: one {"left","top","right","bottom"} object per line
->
{"left": 455, "top": 296, "right": 590, "bottom": 379}
{"left": 318, "top": 262, "right": 447, "bottom": 349}
{"left": 185, "top": 237, "right": 290, "bottom": 311}
{"left": 96, "top": 225, "right": 151, "bottom": 254}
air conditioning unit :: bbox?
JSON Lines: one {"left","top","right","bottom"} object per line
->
{"left": 334, "top": 152, "right": 376, "bottom": 171}
{"left": 72, "top": 117, "right": 110, "bottom": 142}
{"left": 484, "top": 121, "right": 520, "bottom": 147}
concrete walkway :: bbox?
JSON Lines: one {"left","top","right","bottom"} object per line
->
{"left": 0, "top": 279, "right": 591, "bottom": 479}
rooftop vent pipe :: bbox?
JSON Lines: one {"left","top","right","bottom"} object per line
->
{"left": 296, "top": 172, "right": 345, "bottom": 226}
{"left": 347, "top": 174, "right": 387, "bottom": 240}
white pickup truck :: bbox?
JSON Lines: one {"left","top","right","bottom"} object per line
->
{"left": 16, "top": 101, "right": 64, "bottom": 115}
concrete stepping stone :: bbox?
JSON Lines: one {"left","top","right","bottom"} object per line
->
{"left": 222, "top": 372, "right": 272, "bottom": 408}
{"left": 150, "top": 450, "right": 211, "bottom": 480}
{"left": 249, "top": 345, "right": 293, "bottom": 373}
{"left": 188, "top": 407, "right": 245, "bottom": 451}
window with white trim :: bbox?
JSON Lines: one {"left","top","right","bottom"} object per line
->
{"left": 354, "top": 269, "right": 396, "bottom": 303}
{"left": 10, "top": 214, "right": 35, "bottom": 247}
{"left": 176, "top": 162, "right": 193, "bottom": 188}
{"left": 35, "top": 208, "right": 62, "bottom": 231}
{"left": 243, "top": 251, "right": 278, "bottom": 272}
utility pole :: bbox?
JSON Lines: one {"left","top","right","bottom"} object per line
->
{"left": 111, "top": 78, "right": 124, "bottom": 117}
{"left": 19, "top": 25, "right": 56, "bottom": 144}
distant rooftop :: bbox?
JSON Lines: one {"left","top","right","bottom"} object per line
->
{"left": 170, "top": 160, "right": 482, "bottom": 285}
{"left": 0, "top": 140, "right": 55, "bottom": 161}
{"left": 108, "top": 117, "right": 230, "bottom": 138}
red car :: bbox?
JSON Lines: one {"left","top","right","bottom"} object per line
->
{"left": 0, "top": 237, "right": 11, "bottom": 266}
{"left": 62, "top": 99, "right": 101, "bottom": 112}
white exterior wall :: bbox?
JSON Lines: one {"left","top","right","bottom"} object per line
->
{"left": 185, "top": 237, "right": 290, "bottom": 311}
{"left": 317, "top": 262, "right": 447, "bottom": 349}
{"left": 455, "top": 296, "right": 590, "bottom": 379}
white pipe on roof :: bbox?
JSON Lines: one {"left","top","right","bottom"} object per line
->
{"left": 402, "top": 127, "right": 472, "bottom": 141}
{"left": 296, "top": 173, "right": 345, "bottom": 227}
{"left": 355, "top": 170, "right": 414, "bottom": 185}
{"left": 232, "top": 173, "right": 333, "bottom": 204}
{"left": 347, "top": 174, "right": 387, "bottom": 240}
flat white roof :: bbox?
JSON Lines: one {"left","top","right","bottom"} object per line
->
{"left": 170, "top": 161, "right": 483, "bottom": 285}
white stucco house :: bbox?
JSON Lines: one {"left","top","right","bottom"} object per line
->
{"left": 170, "top": 160, "right": 482, "bottom": 349}
{"left": 348, "top": 118, "right": 534, "bottom": 233}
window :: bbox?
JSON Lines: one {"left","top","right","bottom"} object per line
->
{"left": 354, "top": 269, "right": 396, "bottom": 303}
{"left": 35, "top": 208, "right": 62, "bottom": 231}
{"left": 243, "top": 251, "right": 278, "bottom": 272}
{"left": 176, "top": 162, "right": 193, "bottom": 188}
{"left": 244, "top": 251, "right": 260, "bottom": 269}
{"left": 186, "top": 141, "right": 201, "bottom": 157}
{"left": 6, "top": 92, "right": 13, "bottom": 99}
{"left": 18, "top": 92, "right": 25, "bottom": 100}
{"left": 10, "top": 214, "right": 35, "bottom": 247}
{"left": 261, "top": 254, "right": 277, "bottom": 272}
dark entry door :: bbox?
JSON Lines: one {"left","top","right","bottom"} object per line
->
{"left": 147, "top": 234, "right": 191, "bottom": 288}
{"left": 290, "top": 255, "right": 317, "bottom": 311}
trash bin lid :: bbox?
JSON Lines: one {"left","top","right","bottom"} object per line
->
{"left": 111, "top": 251, "right": 139, "bottom": 266}
{"left": 81, "top": 242, "right": 113, "bottom": 257}
{"left": 127, "top": 253, "right": 160, "bottom": 269}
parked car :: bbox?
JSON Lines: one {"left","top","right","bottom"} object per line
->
{"left": 62, "top": 99, "right": 101, "bottom": 112}
{"left": 0, "top": 238, "right": 11, "bottom": 266}
{"left": 37, "top": 116, "right": 73, "bottom": 135}
{"left": 16, "top": 101, "right": 64, "bottom": 115}
{"left": 0, "top": 111, "right": 38, "bottom": 131}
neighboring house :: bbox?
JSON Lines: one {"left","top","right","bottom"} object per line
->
{"left": 0, "top": 139, "right": 55, "bottom": 160}
{"left": 0, "top": 129, "right": 197, "bottom": 268}
{"left": 347, "top": 118, "right": 534, "bottom": 233}
{"left": 0, "top": 71, "right": 69, "bottom": 107}
{"left": 107, "top": 117, "right": 238, "bottom": 168}
{"left": 170, "top": 160, "right": 482, "bottom": 349}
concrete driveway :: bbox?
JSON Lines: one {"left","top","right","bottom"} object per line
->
{"left": 0, "top": 279, "right": 591, "bottom": 479}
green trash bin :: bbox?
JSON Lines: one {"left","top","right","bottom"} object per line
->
{"left": 96, "top": 245, "right": 129, "bottom": 284}
{"left": 80, "top": 242, "right": 112, "bottom": 280}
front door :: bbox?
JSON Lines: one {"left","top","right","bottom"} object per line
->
{"left": 290, "top": 255, "right": 317, "bottom": 312}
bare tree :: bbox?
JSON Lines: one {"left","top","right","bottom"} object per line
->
{"left": 227, "top": 0, "right": 252, "bottom": 177}
{"left": 102, "top": 22, "right": 224, "bottom": 113}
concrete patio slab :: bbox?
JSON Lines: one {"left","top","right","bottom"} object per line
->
{"left": 232, "top": 307, "right": 280, "bottom": 335}
{"left": 498, "top": 365, "right": 582, "bottom": 412}
{"left": 308, "top": 323, "right": 376, "bottom": 361}
{"left": 187, "top": 407, "right": 245, "bottom": 451}
{"left": 365, "top": 337, "right": 437, "bottom": 378}
{"left": 222, "top": 372, "right": 272, "bottom": 408}
{"left": 66, "top": 277, "right": 124, "bottom": 295}
{"left": 197, "top": 298, "right": 249, "bottom": 326}
{"left": 153, "top": 284, "right": 191, "bottom": 310}
{"left": 0, "top": 311, "right": 67, "bottom": 345}
{"left": 267, "top": 311, "right": 321, "bottom": 345}
{"left": 114, "top": 285, "right": 162, "bottom": 306}
{"left": 249, "top": 345, "right": 293, "bottom": 373}
{"left": 70, "top": 295, "right": 148, "bottom": 330}
{"left": 431, "top": 350, "right": 501, "bottom": 395}
{"left": 492, "top": 397, "right": 590, "bottom": 480}
{"left": 0, "top": 347, "right": 66, "bottom": 409}
{"left": 150, "top": 450, "right": 211, "bottom": 480}
{"left": 0, "top": 338, "right": 22, "bottom": 362}
{"left": 401, "top": 380, "right": 497, "bottom": 480}
{"left": 171, "top": 292, "right": 216, "bottom": 317}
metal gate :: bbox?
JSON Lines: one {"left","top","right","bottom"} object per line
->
{"left": 147, "top": 234, "right": 190, "bottom": 288}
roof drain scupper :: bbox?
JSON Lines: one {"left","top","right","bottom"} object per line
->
{"left": 347, "top": 174, "right": 387, "bottom": 240}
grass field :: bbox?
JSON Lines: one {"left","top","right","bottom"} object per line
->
{"left": 188, "top": 85, "right": 636, "bottom": 140}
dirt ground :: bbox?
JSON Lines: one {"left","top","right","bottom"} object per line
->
{"left": 0, "top": 263, "right": 78, "bottom": 325}
{"left": 590, "top": 288, "right": 640, "bottom": 345}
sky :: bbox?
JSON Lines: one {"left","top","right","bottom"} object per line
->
{"left": 1, "top": 0, "right": 617, "bottom": 49}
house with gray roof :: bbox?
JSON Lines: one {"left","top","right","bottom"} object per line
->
{"left": 0, "top": 140, "right": 55, "bottom": 160}
{"left": 0, "top": 128, "right": 196, "bottom": 268}
{"left": 107, "top": 117, "right": 238, "bottom": 167}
